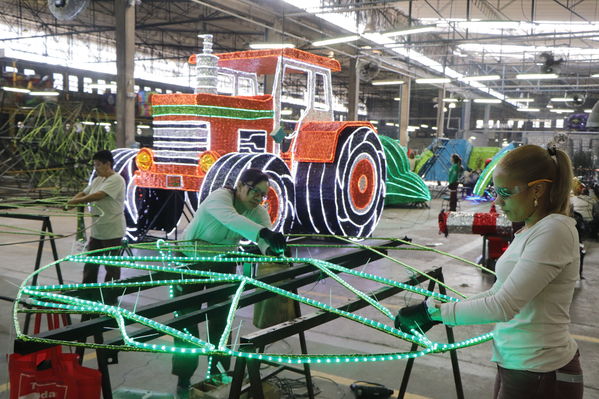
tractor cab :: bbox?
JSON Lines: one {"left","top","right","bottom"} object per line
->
{"left": 192, "top": 48, "right": 340, "bottom": 137}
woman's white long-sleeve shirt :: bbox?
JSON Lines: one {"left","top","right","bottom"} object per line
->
{"left": 441, "top": 213, "right": 579, "bottom": 372}
{"left": 182, "top": 188, "right": 272, "bottom": 256}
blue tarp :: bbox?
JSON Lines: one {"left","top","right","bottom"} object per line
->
{"left": 419, "top": 138, "right": 473, "bottom": 182}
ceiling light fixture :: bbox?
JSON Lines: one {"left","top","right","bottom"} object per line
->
{"left": 249, "top": 43, "right": 295, "bottom": 49}
{"left": 506, "top": 98, "right": 534, "bottom": 102}
{"left": 517, "top": 108, "right": 540, "bottom": 112}
{"left": 460, "top": 75, "right": 501, "bottom": 82}
{"left": 550, "top": 97, "right": 575, "bottom": 102}
{"left": 415, "top": 78, "right": 451, "bottom": 84}
{"left": 443, "top": 98, "right": 459, "bottom": 102}
{"left": 590, "top": 74, "right": 599, "bottom": 78}
{"left": 516, "top": 73, "right": 559, "bottom": 80}
{"left": 312, "top": 35, "right": 360, "bottom": 46}
{"left": 473, "top": 98, "right": 502, "bottom": 104}
{"left": 382, "top": 25, "right": 438, "bottom": 37}
{"left": 393, "top": 97, "right": 401, "bottom": 101}
{"left": 549, "top": 108, "right": 573, "bottom": 113}
{"left": 371, "top": 80, "right": 405, "bottom": 86}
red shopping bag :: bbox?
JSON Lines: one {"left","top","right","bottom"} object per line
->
{"left": 9, "top": 347, "right": 101, "bottom": 399}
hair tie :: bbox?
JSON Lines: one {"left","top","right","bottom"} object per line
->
{"left": 547, "top": 144, "right": 558, "bottom": 164}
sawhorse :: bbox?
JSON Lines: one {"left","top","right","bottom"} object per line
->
{"left": 0, "top": 212, "right": 67, "bottom": 333}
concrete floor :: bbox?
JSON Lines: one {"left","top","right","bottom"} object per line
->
{"left": 1, "top": 196, "right": 598, "bottom": 399}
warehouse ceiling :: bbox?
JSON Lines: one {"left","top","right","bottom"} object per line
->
{"left": 2, "top": 0, "right": 599, "bottom": 108}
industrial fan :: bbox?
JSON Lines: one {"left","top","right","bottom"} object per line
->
{"left": 358, "top": 60, "right": 381, "bottom": 82}
{"left": 48, "top": 0, "right": 90, "bottom": 20}
{"left": 539, "top": 52, "right": 564, "bottom": 74}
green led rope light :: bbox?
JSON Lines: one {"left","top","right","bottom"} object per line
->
{"left": 15, "top": 241, "right": 494, "bottom": 364}
{"left": 20, "top": 289, "right": 493, "bottom": 363}
{"left": 0, "top": 199, "right": 101, "bottom": 247}
{"left": 285, "top": 234, "right": 495, "bottom": 276}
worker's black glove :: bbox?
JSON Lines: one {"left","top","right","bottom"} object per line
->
{"left": 394, "top": 301, "right": 440, "bottom": 334}
{"left": 259, "top": 228, "right": 287, "bottom": 256}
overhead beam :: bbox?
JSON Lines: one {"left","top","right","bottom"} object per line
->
{"left": 0, "top": 16, "right": 236, "bottom": 41}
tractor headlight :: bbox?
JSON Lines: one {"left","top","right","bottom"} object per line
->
{"left": 136, "top": 148, "right": 154, "bottom": 171}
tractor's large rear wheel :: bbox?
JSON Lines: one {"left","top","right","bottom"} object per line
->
{"left": 294, "top": 126, "right": 386, "bottom": 237}
{"left": 199, "top": 153, "right": 295, "bottom": 233}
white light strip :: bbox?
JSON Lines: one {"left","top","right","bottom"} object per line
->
{"left": 371, "top": 80, "right": 405, "bottom": 86}
{"left": 516, "top": 73, "right": 559, "bottom": 80}
{"left": 517, "top": 108, "right": 540, "bottom": 112}
{"left": 415, "top": 78, "right": 451, "bottom": 84}
{"left": 473, "top": 98, "right": 502, "bottom": 104}
{"left": 249, "top": 43, "right": 295, "bottom": 49}
{"left": 443, "top": 98, "right": 458, "bottom": 102}
{"left": 312, "top": 35, "right": 360, "bottom": 46}
{"left": 2, "top": 86, "right": 30, "bottom": 93}
{"left": 382, "top": 25, "right": 438, "bottom": 37}
{"left": 459, "top": 75, "right": 501, "bottom": 82}
{"left": 29, "top": 91, "right": 60, "bottom": 96}
{"left": 550, "top": 97, "right": 575, "bottom": 102}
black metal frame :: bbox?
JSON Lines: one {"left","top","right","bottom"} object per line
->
{"left": 397, "top": 270, "right": 464, "bottom": 399}
{"left": 13, "top": 239, "right": 466, "bottom": 399}
{"left": 14, "top": 240, "right": 403, "bottom": 398}
{"left": 229, "top": 267, "right": 464, "bottom": 399}
{"left": 0, "top": 212, "right": 66, "bottom": 333}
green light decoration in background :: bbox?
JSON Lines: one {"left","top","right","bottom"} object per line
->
{"left": 2, "top": 102, "right": 115, "bottom": 194}
{"left": 472, "top": 143, "right": 517, "bottom": 196}
{"left": 378, "top": 136, "right": 431, "bottom": 205}
{"left": 14, "top": 238, "right": 494, "bottom": 365}
{"left": 467, "top": 147, "right": 500, "bottom": 171}
{"left": 413, "top": 149, "right": 434, "bottom": 174}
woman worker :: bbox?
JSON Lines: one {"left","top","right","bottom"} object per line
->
{"left": 396, "top": 144, "right": 583, "bottom": 398}
{"left": 448, "top": 153, "right": 463, "bottom": 211}
{"left": 173, "top": 168, "right": 286, "bottom": 396}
